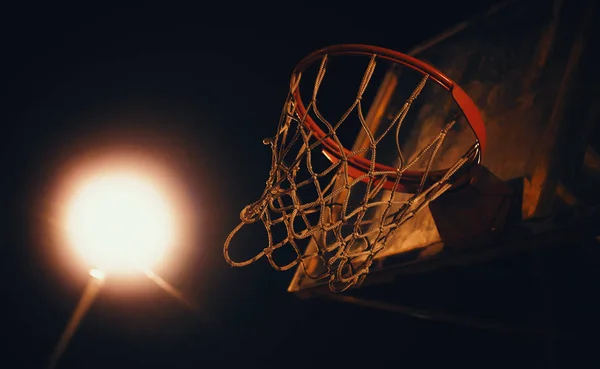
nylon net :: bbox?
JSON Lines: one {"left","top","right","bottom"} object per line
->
{"left": 224, "top": 52, "right": 479, "bottom": 292}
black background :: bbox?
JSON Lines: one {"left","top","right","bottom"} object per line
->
{"left": 4, "top": 1, "right": 595, "bottom": 368}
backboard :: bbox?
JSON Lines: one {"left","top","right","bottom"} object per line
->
{"left": 287, "top": 0, "right": 600, "bottom": 296}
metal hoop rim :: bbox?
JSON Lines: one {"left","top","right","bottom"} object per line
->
{"left": 291, "top": 44, "right": 486, "bottom": 193}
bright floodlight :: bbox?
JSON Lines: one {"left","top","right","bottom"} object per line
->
{"left": 65, "top": 172, "right": 175, "bottom": 273}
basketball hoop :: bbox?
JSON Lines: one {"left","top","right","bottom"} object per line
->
{"left": 224, "top": 44, "right": 486, "bottom": 292}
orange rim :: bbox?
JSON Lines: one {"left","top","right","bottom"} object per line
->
{"left": 291, "top": 44, "right": 486, "bottom": 193}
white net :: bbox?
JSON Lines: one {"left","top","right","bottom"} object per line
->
{"left": 224, "top": 50, "right": 480, "bottom": 292}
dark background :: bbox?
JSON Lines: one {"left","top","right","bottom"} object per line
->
{"left": 3, "top": 1, "right": 596, "bottom": 368}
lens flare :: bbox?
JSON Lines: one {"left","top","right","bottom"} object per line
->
{"left": 65, "top": 172, "right": 174, "bottom": 273}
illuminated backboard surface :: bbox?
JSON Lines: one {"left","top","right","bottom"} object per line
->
{"left": 288, "top": 0, "right": 600, "bottom": 296}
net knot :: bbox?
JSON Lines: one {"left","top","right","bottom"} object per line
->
{"left": 240, "top": 201, "right": 267, "bottom": 224}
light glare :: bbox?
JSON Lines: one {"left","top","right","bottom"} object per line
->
{"left": 66, "top": 173, "right": 174, "bottom": 273}
{"left": 89, "top": 268, "right": 105, "bottom": 280}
